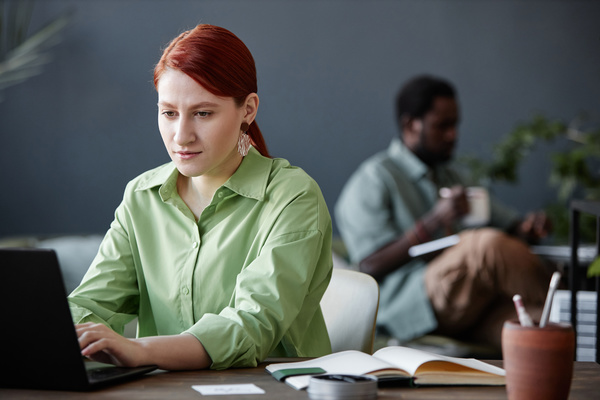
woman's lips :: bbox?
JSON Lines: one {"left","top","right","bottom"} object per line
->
{"left": 175, "top": 151, "right": 201, "bottom": 160}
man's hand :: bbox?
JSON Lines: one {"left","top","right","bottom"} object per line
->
{"left": 517, "top": 211, "right": 552, "bottom": 243}
{"left": 432, "top": 185, "right": 470, "bottom": 230}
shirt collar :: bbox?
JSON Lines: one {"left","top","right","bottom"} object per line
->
{"left": 135, "top": 146, "right": 271, "bottom": 202}
{"left": 388, "top": 137, "right": 429, "bottom": 181}
{"left": 135, "top": 162, "right": 178, "bottom": 201}
{"left": 223, "top": 146, "right": 270, "bottom": 201}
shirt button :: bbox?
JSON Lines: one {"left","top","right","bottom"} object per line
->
{"left": 218, "top": 192, "right": 224, "bottom": 198}
{"left": 182, "top": 287, "right": 190, "bottom": 295}
{"left": 192, "top": 241, "right": 199, "bottom": 248}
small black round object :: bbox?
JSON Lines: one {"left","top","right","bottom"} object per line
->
{"left": 307, "top": 374, "right": 378, "bottom": 400}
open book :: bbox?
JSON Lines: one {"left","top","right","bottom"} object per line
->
{"left": 265, "top": 346, "right": 505, "bottom": 389}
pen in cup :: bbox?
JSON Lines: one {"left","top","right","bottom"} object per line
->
{"left": 512, "top": 294, "right": 534, "bottom": 327}
{"left": 539, "top": 271, "right": 562, "bottom": 328}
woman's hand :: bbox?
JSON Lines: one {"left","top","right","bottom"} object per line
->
{"left": 76, "top": 322, "right": 146, "bottom": 367}
{"left": 76, "top": 322, "right": 212, "bottom": 370}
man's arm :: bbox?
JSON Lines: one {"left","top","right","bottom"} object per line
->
{"left": 359, "top": 185, "right": 469, "bottom": 280}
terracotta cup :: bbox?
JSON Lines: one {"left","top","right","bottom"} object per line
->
{"left": 501, "top": 320, "right": 575, "bottom": 400}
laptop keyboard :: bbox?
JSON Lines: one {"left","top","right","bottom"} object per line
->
{"left": 87, "top": 366, "right": 132, "bottom": 382}
{"left": 86, "top": 363, "right": 158, "bottom": 385}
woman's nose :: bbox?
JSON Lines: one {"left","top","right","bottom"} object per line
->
{"left": 174, "top": 117, "right": 196, "bottom": 145}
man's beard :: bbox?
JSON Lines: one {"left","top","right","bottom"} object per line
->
{"left": 412, "top": 134, "right": 453, "bottom": 167}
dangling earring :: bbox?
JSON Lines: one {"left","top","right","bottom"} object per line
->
{"left": 238, "top": 122, "right": 251, "bottom": 156}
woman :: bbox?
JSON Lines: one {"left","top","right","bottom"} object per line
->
{"left": 69, "top": 24, "right": 333, "bottom": 370}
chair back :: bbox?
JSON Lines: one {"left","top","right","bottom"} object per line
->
{"left": 320, "top": 268, "right": 379, "bottom": 354}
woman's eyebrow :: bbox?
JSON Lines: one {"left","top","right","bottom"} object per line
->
{"left": 157, "top": 101, "right": 220, "bottom": 108}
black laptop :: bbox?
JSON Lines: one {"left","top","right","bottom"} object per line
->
{"left": 0, "top": 248, "right": 157, "bottom": 391}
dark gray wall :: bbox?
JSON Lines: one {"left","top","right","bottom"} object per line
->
{"left": 1, "top": 0, "right": 599, "bottom": 237}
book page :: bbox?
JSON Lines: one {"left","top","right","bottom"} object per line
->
{"left": 266, "top": 350, "right": 407, "bottom": 377}
{"left": 373, "top": 346, "right": 505, "bottom": 377}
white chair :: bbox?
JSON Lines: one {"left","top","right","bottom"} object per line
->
{"left": 320, "top": 268, "right": 380, "bottom": 354}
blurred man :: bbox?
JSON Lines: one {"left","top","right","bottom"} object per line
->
{"left": 335, "top": 75, "right": 552, "bottom": 349}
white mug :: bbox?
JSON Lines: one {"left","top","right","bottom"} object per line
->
{"left": 462, "top": 186, "right": 490, "bottom": 227}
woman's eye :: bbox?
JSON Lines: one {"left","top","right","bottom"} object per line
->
{"left": 161, "top": 111, "right": 176, "bottom": 117}
{"left": 196, "top": 111, "right": 211, "bottom": 117}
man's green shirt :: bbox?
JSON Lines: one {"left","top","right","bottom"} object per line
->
{"left": 69, "top": 147, "right": 333, "bottom": 369}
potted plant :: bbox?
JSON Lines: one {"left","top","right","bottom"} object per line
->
{"left": 460, "top": 114, "right": 600, "bottom": 278}
{"left": 460, "top": 114, "right": 600, "bottom": 244}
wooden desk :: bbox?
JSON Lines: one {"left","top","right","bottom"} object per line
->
{"left": 1, "top": 360, "right": 599, "bottom": 399}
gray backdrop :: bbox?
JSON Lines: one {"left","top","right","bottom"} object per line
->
{"left": 1, "top": 0, "right": 599, "bottom": 238}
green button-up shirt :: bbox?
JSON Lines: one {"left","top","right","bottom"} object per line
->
{"left": 68, "top": 147, "right": 333, "bottom": 369}
{"left": 335, "top": 138, "right": 519, "bottom": 342}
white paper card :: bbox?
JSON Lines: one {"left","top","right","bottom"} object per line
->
{"left": 192, "top": 383, "right": 265, "bottom": 395}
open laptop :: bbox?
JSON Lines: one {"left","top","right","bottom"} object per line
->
{"left": 0, "top": 248, "right": 157, "bottom": 391}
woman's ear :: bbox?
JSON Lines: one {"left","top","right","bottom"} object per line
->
{"left": 242, "top": 93, "right": 259, "bottom": 125}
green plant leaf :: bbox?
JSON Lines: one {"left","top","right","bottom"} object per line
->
{"left": 0, "top": 1, "right": 71, "bottom": 97}
{"left": 587, "top": 256, "right": 600, "bottom": 278}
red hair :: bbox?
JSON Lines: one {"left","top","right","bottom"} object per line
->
{"left": 154, "top": 24, "right": 270, "bottom": 157}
